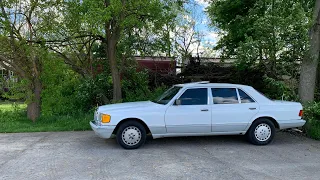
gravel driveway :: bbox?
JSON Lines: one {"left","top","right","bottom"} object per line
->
{"left": 1, "top": 131, "right": 320, "bottom": 180}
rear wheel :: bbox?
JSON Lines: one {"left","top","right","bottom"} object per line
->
{"left": 246, "top": 118, "right": 275, "bottom": 145}
{"left": 116, "top": 121, "right": 146, "bottom": 149}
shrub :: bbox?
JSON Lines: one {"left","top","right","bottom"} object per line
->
{"left": 75, "top": 73, "right": 113, "bottom": 109}
{"left": 41, "top": 56, "right": 82, "bottom": 116}
{"left": 122, "top": 67, "right": 167, "bottom": 102}
{"left": 262, "top": 76, "right": 298, "bottom": 101}
{"left": 303, "top": 102, "right": 320, "bottom": 140}
{"left": 304, "top": 102, "right": 320, "bottom": 122}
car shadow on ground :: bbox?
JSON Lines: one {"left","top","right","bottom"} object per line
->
{"left": 145, "top": 135, "right": 248, "bottom": 146}
{"left": 83, "top": 131, "right": 308, "bottom": 150}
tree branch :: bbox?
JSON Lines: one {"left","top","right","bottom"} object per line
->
{"left": 0, "top": 55, "right": 26, "bottom": 78}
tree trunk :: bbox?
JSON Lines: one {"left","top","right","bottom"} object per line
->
{"left": 27, "top": 78, "right": 42, "bottom": 122}
{"left": 299, "top": 0, "right": 320, "bottom": 103}
{"left": 106, "top": 39, "right": 122, "bottom": 102}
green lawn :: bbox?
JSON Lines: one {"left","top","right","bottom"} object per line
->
{"left": 0, "top": 102, "right": 92, "bottom": 133}
{"left": 0, "top": 101, "right": 26, "bottom": 111}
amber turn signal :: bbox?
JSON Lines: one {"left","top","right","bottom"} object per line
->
{"left": 101, "top": 114, "right": 111, "bottom": 123}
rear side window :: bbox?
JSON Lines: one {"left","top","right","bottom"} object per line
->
{"left": 179, "top": 88, "right": 208, "bottom": 105}
{"left": 238, "top": 89, "right": 255, "bottom": 103}
{"left": 212, "top": 88, "right": 238, "bottom": 104}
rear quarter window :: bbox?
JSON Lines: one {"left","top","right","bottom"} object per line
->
{"left": 238, "top": 89, "right": 255, "bottom": 103}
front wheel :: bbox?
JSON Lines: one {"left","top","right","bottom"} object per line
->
{"left": 116, "top": 121, "right": 146, "bottom": 149}
{"left": 246, "top": 118, "right": 275, "bottom": 145}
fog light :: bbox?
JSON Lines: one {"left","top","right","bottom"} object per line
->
{"left": 101, "top": 114, "right": 111, "bottom": 123}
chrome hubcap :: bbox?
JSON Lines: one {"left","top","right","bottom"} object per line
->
{"left": 254, "top": 123, "right": 271, "bottom": 142}
{"left": 122, "top": 126, "right": 141, "bottom": 146}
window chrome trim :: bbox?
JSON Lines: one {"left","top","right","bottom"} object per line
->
{"left": 236, "top": 88, "right": 241, "bottom": 103}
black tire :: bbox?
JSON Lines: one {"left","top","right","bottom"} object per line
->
{"left": 116, "top": 120, "right": 147, "bottom": 149}
{"left": 246, "top": 118, "right": 275, "bottom": 145}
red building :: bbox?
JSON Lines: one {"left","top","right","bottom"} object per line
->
{"left": 135, "top": 56, "right": 176, "bottom": 75}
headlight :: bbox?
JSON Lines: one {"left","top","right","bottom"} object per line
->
{"left": 101, "top": 114, "right": 111, "bottom": 123}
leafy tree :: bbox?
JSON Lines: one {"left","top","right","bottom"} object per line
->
{"left": 207, "top": 0, "right": 258, "bottom": 57}
{"left": 0, "top": 0, "right": 61, "bottom": 121}
{"left": 58, "top": 0, "right": 181, "bottom": 102}
{"left": 207, "top": 0, "right": 312, "bottom": 86}
{"left": 299, "top": 0, "right": 320, "bottom": 103}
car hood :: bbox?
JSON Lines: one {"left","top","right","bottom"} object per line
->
{"left": 97, "top": 101, "right": 159, "bottom": 113}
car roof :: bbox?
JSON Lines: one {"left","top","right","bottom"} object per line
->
{"left": 175, "top": 81, "right": 251, "bottom": 88}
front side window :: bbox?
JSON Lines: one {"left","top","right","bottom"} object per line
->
{"left": 238, "top": 89, "right": 255, "bottom": 103}
{"left": 212, "top": 88, "right": 239, "bottom": 104}
{"left": 153, "top": 86, "right": 181, "bottom": 105}
{"left": 178, "top": 88, "right": 208, "bottom": 105}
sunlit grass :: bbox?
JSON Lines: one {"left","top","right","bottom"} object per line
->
{"left": 0, "top": 101, "right": 91, "bottom": 133}
{"left": 0, "top": 101, "right": 26, "bottom": 111}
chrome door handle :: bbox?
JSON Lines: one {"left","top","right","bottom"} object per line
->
{"left": 249, "top": 108, "right": 256, "bottom": 110}
{"left": 201, "top": 109, "right": 209, "bottom": 112}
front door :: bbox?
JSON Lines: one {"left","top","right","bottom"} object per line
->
{"left": 165, "top": 88, "right": 211, "bottom": 133}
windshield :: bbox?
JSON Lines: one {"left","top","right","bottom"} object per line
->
{"left": 153, "top": 86, "right": 181, "bottom": 105}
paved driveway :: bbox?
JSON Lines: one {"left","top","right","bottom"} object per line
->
{"left": 1, "top": 131, "right": 320, "bottom": 180}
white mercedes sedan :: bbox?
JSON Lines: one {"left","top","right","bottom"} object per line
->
{"left": 90, "top": 82, "right": 306, "bottom": 149}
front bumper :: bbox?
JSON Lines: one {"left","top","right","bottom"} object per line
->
{"left": 90, "top": 121, "right": 116, "bottom": 139}
{"left": 278, "top": 119, "right": 306, "bottom": 129}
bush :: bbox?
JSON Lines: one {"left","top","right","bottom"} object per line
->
{"left": 76, "top": 73, "right": 113, "bottom": 109}
{"left": 41, "top": 56, "right": 82, "bottom": 116}
{"left": 262, "top": 76, "right": 298, "bottom": 101}
{"left": 122, "top": 67, "right": 167, "bottom": 102}
{"left": 304, "top": 102, "right": 320, "bottom": 140}
{"left": 41, "top": 55, "right": 113, "bottom": 115}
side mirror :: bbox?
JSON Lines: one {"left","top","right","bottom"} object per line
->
{"left": 175, "top": 99, "right": 181, "bottom": 105}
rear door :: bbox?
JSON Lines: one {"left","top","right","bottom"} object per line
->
{"left": 211, "top": 88, "right": 259, "bottom": 132}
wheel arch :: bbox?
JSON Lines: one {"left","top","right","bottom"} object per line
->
{"left": 112, "top": 118, "right": 152, "bottom": 136}
{"left": 251, "top": 116, "right": 280, "bottom": 129}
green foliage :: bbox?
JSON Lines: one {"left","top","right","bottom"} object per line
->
{"left": 41, "top": 55, "right": 82, "bottom": 116}
{"left": 238, "top": 0, "right": 310, "bottom": 77}
{"left": 207, "top": 0, "right": 258, "bottom": 55}
{"left": 2, "top": 79, "right": 29, "bottom": 101}
{"left": 41, "top": 56, "right": 168, "bottom": 115}
{"left": 304, "top": 102, "right": 320, "bottom": 140}
{"left": 76, "top": 73, "right": 113, "bottom": 109}
{"left": 304, "top": 102, "right": 320, "bottom": 123}
{"left": 262, "top": 76, "right": 298, "bottom": 101}
{"left": 122, "top": 68, "right": 150, "bottom": 102}
{"left": 208, "top": 0, "right": 312, "bottom": 79}
{"left": 63, "top": 0, "right": 181, "bottom": 60}
{"left": 122, "top": 67, "right": 167, "bottom": 102}
{"left": 41, "top": 54, "right": 113, "bottom": 115}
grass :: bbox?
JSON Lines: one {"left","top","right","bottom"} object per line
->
{"left": 0, "top": 102, "right": 92, "bottom": 133}
{"left": 0, "top": 101, "right": 26, "bottom": 111}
